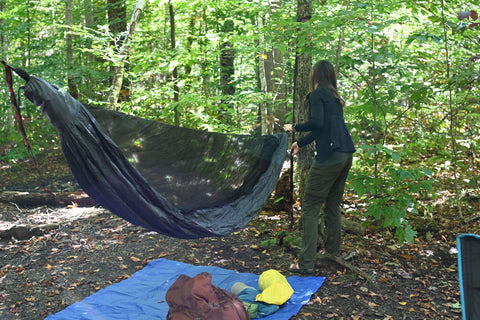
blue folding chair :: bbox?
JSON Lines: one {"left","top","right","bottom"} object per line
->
{"left": 457, "top": 234, "right": 480, "bottom": 320}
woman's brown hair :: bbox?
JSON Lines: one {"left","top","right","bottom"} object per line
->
{"left": 310, "top": 60, "right": 345, "bottom": 107}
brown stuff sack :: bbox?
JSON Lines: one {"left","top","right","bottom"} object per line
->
{"left": 166, "top": 272, "right": 250, "bottom": 320}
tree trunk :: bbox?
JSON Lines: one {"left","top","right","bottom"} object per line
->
{"left": 257, "top": 0, "right": 288, "bottom": 135}
{"left": 0, "top": 0, "right": 6, "bottom": 58}
{"left": 258, "top": 46, "right": 269, "bottom": 135}
{"left": 334, "top": 0, "right": 350, "bottom": 73}
{"left": 65, "top": 0, "right": 79, "bottom": 99}
{"left": 107, "top": 0, "right": 127, "bottom": 47}
{"left": 0, "top": 191, "right": 97, "bottom": 207}
{"left": 219, "top": 19, "right": 236, "bottom": 127}
{"left": 270, "top": 46, "right": 288, "bottom": 133}
{"left": 168, "top": 1, "right": 180, "bottom": 125}
{"left": 220, "top": 19, "right": 235, "bottom": 97}
{"left": 255, "top": 15, "right": 269, "bottom": 135}
{"left": 83, "top": 0, "right": 95, "bottom": 94}
{"left": 440, "top": 0, "right": 462, "bottom": 217}
{"left": 268, "top": 0, "right": 288, "bottom": 134}
{"left": 184, "top": 15, "right": 195, "bottom": 91}
{"left": 83, "top": 0, "right": 94, "bottom": 37}
{"left": 106, "top": 0, "right": 146, "bottom": 109}
{"left": 293, "top": 0, "right": 313, "bottom": 199}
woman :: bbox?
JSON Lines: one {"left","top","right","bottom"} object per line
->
{"left": 284, "top": 60, "right": 355, "bottom": 274}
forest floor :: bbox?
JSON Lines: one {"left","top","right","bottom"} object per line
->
{"left": 0, "top": 149, "right": 476, "bottom": 320}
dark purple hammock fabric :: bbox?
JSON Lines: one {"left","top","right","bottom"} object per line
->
{"left": 22, "top": 76, "right": 288, "bottom": 239}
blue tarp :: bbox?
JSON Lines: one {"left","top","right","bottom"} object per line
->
{"left": 45, "top": 258, "right": 325, "bottom": 320}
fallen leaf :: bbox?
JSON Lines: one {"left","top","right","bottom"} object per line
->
{"left": 158, "top": 251, "right": 168, "bottom": 257}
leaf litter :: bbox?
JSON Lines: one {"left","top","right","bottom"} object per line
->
{"left": 0, "top": 150, "right": 473, "bottom": 319}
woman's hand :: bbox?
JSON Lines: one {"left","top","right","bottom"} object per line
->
{"left": 291, "top": 141, "right": 300, "bottom": 156}
{"left": 284, "top": 124, "right": 294, "bottom": 132}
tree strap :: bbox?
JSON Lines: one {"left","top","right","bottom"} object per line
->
{"left": 1, "top": 61, "right": 46, "bottom": 191}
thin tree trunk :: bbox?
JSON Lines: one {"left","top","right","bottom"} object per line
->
{"left": 107, "top": 0, "right": 127, "bottom": 44}
{"left": 365, "top": 1, "right": 381, "bottom": 195}
{"left": 0, "top": 0, "right": 12, "bottom": 143}
{"left": 25, "top": 0, "right": 32, "bottom": 66}
{"left": 65, "top": 0, "right": 79, "bottom": 98}
{"left": 258, "top": 49, "right": 268, "bottom": 135}
{"left": 83, "top": 0, "right": 94, "bottom": 38}
{"left": 200, "top": 7, "right": 209, "bottom": 96}
{"left": 440, "top": 0, "right": 462, "bottom": 217}
{"left": 261, "top": 16, "right": 274, "bottom": 135}
{"left": 220, "top": 19, "right": 235, "bottom": 96}
{"left": 83, "top": 0, "right": 94, "bottom": 94}
{"left": 256, "top": 15, "right": 268, "bottom": 135}
{"left": 257, "top": 0, "right": 288, "bottom": 135}
{"left": 0, "top": 0, "right": 6, "bottom": 58}
{"left": 294, "top": 0, "right": 313, "bottom": 199}
{"left": 219, "top": 19, "right": 236, "bottom": 127}
{"left": 271, "top": 46, "right": 288, "bottom": 133}
{"left": 269, "top": 0, "right": 288, "bottom": 134}
{"left": 334, "top": 0, "right": 350, "bottom": 74}
{"left": 184, "top": 15, "right": 195, "bottom": 91}
{"left": 168, "top": 1, "right": 180, "bottom": 125}
{"left": 106, "top": 0, "right": 146, "bottom": 109}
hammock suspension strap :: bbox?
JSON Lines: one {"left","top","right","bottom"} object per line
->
{"left": 2, "top": 61, "right": 46, "bottom": 191}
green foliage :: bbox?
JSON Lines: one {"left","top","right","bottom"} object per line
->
{"left": 260, "top": 230, "right": 301, "bottom": 249}
{"left": 0, "top": 0, "right": 479, "bottom": 245}
{"left": 350, "top": 144, "right": 434, "bottom": 244}
{"left": 0, "top": 112, "right": 58, "bottom": 161}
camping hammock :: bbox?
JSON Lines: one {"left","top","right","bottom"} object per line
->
{"left": 4, "top": 65, "right": 288, "bottom": 239}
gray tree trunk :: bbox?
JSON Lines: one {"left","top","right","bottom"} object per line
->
{"left": 65, "top": 0, "right": 79, "bottom": 98}
{"left": 107, "top": 0, "right": 146, "bottom": 109}
{"left": 294, "top": 0, "right": 313, "bottom": 199}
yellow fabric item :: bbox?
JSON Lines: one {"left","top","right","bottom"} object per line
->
{"left": 255, "top": 269, "right": 294, "bottom": 305}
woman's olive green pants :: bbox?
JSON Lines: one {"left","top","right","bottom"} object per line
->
{"left": 298, "top": 153, "right": 353, "bottom": 270}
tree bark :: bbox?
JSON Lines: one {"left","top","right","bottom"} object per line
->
{"left": 220, "top": 19, "right": 235, "bottom": 96}
{"left": 258, "top": 47, "right": 268, "bottom": 135}
{"left": 184, "top": 15, "right": 195, "bottom": 91}
{"left": 83, "top": 0, "right": 95, "bottom": 94}
{"left": 267, "top": 0, "right": 288, "bottom": 134}
{"left": 0, "top": 191, "right": 96, "bottom": 207}
{"left": 257, "top": 0, "right": 288, "bottom": 135}
{"left": 168, "top": 1, "right": 180, "bottom": 125}
{"left": 219, "top": 19, "right": 236, "bottom": 127}
{"left": 293, "top": 0, "right": 313, "bottom": 199}
{"left": 0, "top": 0, "right": 6, "bottom": 59}
{"left": 107, "top": 0, "right": 127, "bottom": 43}
{"left": 106, "top": 0, "right": 146, "bottom": 109}
{"left": 65, "top": 0, "right": 79, "bottom": 98}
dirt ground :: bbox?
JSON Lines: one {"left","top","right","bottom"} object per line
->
{"left": 0, "top": 150, "right": 470, "bottom": 319}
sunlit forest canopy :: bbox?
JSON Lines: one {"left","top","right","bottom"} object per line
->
{"left": 1, "top": 0, "right": 478, "bottom": 243}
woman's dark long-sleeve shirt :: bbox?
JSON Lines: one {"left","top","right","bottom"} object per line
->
{"left": 294, "top": 86, "right": 355, "bottom": 162}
